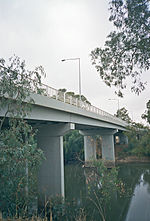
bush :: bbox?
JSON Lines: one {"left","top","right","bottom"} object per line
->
{"left": 64, "top": 130, "right": 84, "bottom": 163}
{"left": 0, "top": 119, "right": 44, "bottom": 217}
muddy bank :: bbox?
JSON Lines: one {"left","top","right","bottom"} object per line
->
{"left": 116, "top": 156, "right": 150, "bottom": 163}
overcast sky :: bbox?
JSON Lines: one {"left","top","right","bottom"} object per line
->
{"left": 0, "top": 0, "right": 149, "bottom": 123}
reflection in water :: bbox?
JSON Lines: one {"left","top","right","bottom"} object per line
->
{"left": 125, "top": 171, "right": 150, "bottom": 221}
{"left": 65, "top": 163, "right": 150, "bottom": 221}
{"left": 65, "top": 164, "right": 86, "bottom": 205}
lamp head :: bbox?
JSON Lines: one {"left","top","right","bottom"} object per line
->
{"left": 61, "top": 59, "right": 66, "bottom": 62}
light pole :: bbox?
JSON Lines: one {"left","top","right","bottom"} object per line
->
{"left": 61, "top": 58, "right": 81, "bottom": 101}
{"left": 108, "top": 98, "right": 120, "bottom": 111}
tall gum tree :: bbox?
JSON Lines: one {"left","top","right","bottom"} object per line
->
{"left": 91, "top": 0, "right": 150, "bottom": 97}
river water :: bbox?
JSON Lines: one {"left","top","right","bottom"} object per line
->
{"left": 65, "top": 163, "right": 150, "bottom": 221}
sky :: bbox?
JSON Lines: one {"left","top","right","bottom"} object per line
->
{"left": 0, "top": 0, "right": 149, "bottom": 124}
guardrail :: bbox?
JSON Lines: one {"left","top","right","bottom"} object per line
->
{"left": 0, "top": 64, "right": 126, "bottom": 126}
{"left": 36, "top": 82, "right": 126, "bottom": 126}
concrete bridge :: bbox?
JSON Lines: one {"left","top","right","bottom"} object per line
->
{"left": 0, "top": 84, "right": 128, "bottom": 199}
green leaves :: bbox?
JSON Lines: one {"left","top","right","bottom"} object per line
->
{"left": 64, "top": 130, "right": 84, "bottom": 163}
{"left": 86, "top": 160, "right": 124, "bottom": 221}
{"left": 115, "top": 107, "right": 132, "bottom": 123}
{"left": 91, "top": 0, "right": 150, "bottom": 96}
{"left": 0, "top": 55, "right": 46, "bottom": 123}
{"left": 124, "top": 121, "right": 150, "bottom": 157}
{"left": 142, "top": 100, "right": 150, "bottom": 124}
{"left": 0, "top": 119, "right": 45, "bottom": 217}
{"left": 0, "top": 56, "right": 45, "bottom": 217}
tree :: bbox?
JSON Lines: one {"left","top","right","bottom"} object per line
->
{"left": 91, "top": 0, "right": 150, "bottom": 97}
{"left": 142, "top": 100, "right": 150, "bottom": 124}
{"left": 0, "top": 56, "right": 45, "bottom": 217}
{"left": 125, "top": 122, "right": 150, "bottom": 157}
{"left": 114, "top": 107, "right": 150, "bottom": 157}
{"left": 57, "top": 88, "right": 91, "bottom": 105}
{"left": 115, "top": 107, "right": 132, "bottom": 123}
{"left": 0, "top": 55, "right": 45, "bottom": 127}
{"left": 63, "top": 130, "right": 84, "bottom": 163}
{"left": 86, "top": 160, "right": 127, "bottom": 221}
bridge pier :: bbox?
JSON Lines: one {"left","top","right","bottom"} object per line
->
{"left": 83, "top": 136, "right": 97, "bottom": 161}
{"left": 101, "top": 132, "right": 116, "bottom": 162}
{"left": 80, "top": 129, "right": 117, "bottom": 163}
{"left": 37, "top": 123, "right": 75, "bottom": 201}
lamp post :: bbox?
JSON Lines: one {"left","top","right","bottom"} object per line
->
{"left": 61, "top": 58, "right": 81, "bottom": 101}
{"left": 108, "top": 98, "right": 120, "bottom": 111}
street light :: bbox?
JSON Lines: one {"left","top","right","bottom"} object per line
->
{"left": 108, "top": 98, "right": 120, "bottom": 111}
{"left": 61, "top": 58, "right": 81, "bottom": 101}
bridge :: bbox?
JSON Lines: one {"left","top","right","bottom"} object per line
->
{"left": 0, "top": 83, "right": 128, "bottom": 199}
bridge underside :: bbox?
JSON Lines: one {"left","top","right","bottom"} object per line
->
{"left": 35, "top": 120, "right": 127, "bottom": 201}
{"left": 0, "top": 95, "right": 127, "bottom": 201}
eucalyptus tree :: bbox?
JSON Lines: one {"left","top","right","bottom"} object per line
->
{"left": 115, "top": 107, "right": 132, "bottom": 123}
{"left": 91, "top": 0, "right": 150, "bottom": 97}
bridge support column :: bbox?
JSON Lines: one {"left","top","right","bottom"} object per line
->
{"left": 84, "top": 136, "right": 97, "bottom": 161}
{"left": 37, "top": 123, "right": 75, "bottom": 201}
{"left": 80, "top": 129, "right": 117, "bottom": 163}
{"left": 101, "top": 134, "right": 115, "bottom": 162}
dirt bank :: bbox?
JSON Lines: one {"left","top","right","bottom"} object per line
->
{"left": 116, "top": 156, "right": 150, "bottom": 163}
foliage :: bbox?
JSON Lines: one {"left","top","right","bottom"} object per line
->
{"left": 51, "top": 197, "right": 85, "bottom": 221}
{"left": 131, "top": 100, "right": 150, "bottom": 156}
{"left": 132, "top": 131, "right": 150, "bottom": 156}
{"left": 90, "top": 0, "right": 150, "bottom": 97}
{"left": 64, "top": 130, "right": 84, "bottom": 163}
{"left": 124, "top": 125, "right": 141, "bottom": 153}
{"left": 86, "top": 160, "right": 127, "bottom": 221}
{"left": 38, "top": 196, "right": 86, "bottom": 221}
{"left": 124, "top": 122, "right": 150, "bottom": 156}
{"left": 114, "top": 107, "right": 150, "bottom": 157}
{"left": 0, "top": 56, "right": 45, "bottom": 217}
{"left": 142, "top": 99, "right": 150, "bottom": 124}
{"left": 0, "top": 119, "right": 44, "bottom": 217}
{"left": 58, "top": 88, "right": 91, "bottom": 105}
{"left": 0, "top": 55, "right": 45, "bottom": 125}
{"left": 115, "top": 107, "right": 132, "bottom": 123}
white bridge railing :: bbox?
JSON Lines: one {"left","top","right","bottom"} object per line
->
{"left": 36, "top": 82, "right": 126, "bottom": 125}
{"left": 0, "top": 64, "right": 125, "bottom": 126}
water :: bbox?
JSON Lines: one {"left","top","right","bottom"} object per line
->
{"left": 65, "top": 163, "right": 150, "bottom": 221}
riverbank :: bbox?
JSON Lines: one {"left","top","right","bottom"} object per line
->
{"left": 116, "top": 155, "right": 150, "bottom": 163}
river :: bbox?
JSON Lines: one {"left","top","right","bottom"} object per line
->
{"left": 65, "top": 163, "right": 150, "bottom": 221}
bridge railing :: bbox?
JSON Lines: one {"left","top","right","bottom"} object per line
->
{"left": 35, "top": 82, "right": 126, "bottom": 125}
{"left": 0, "top": 64, "right": 126, "bottom": 126}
